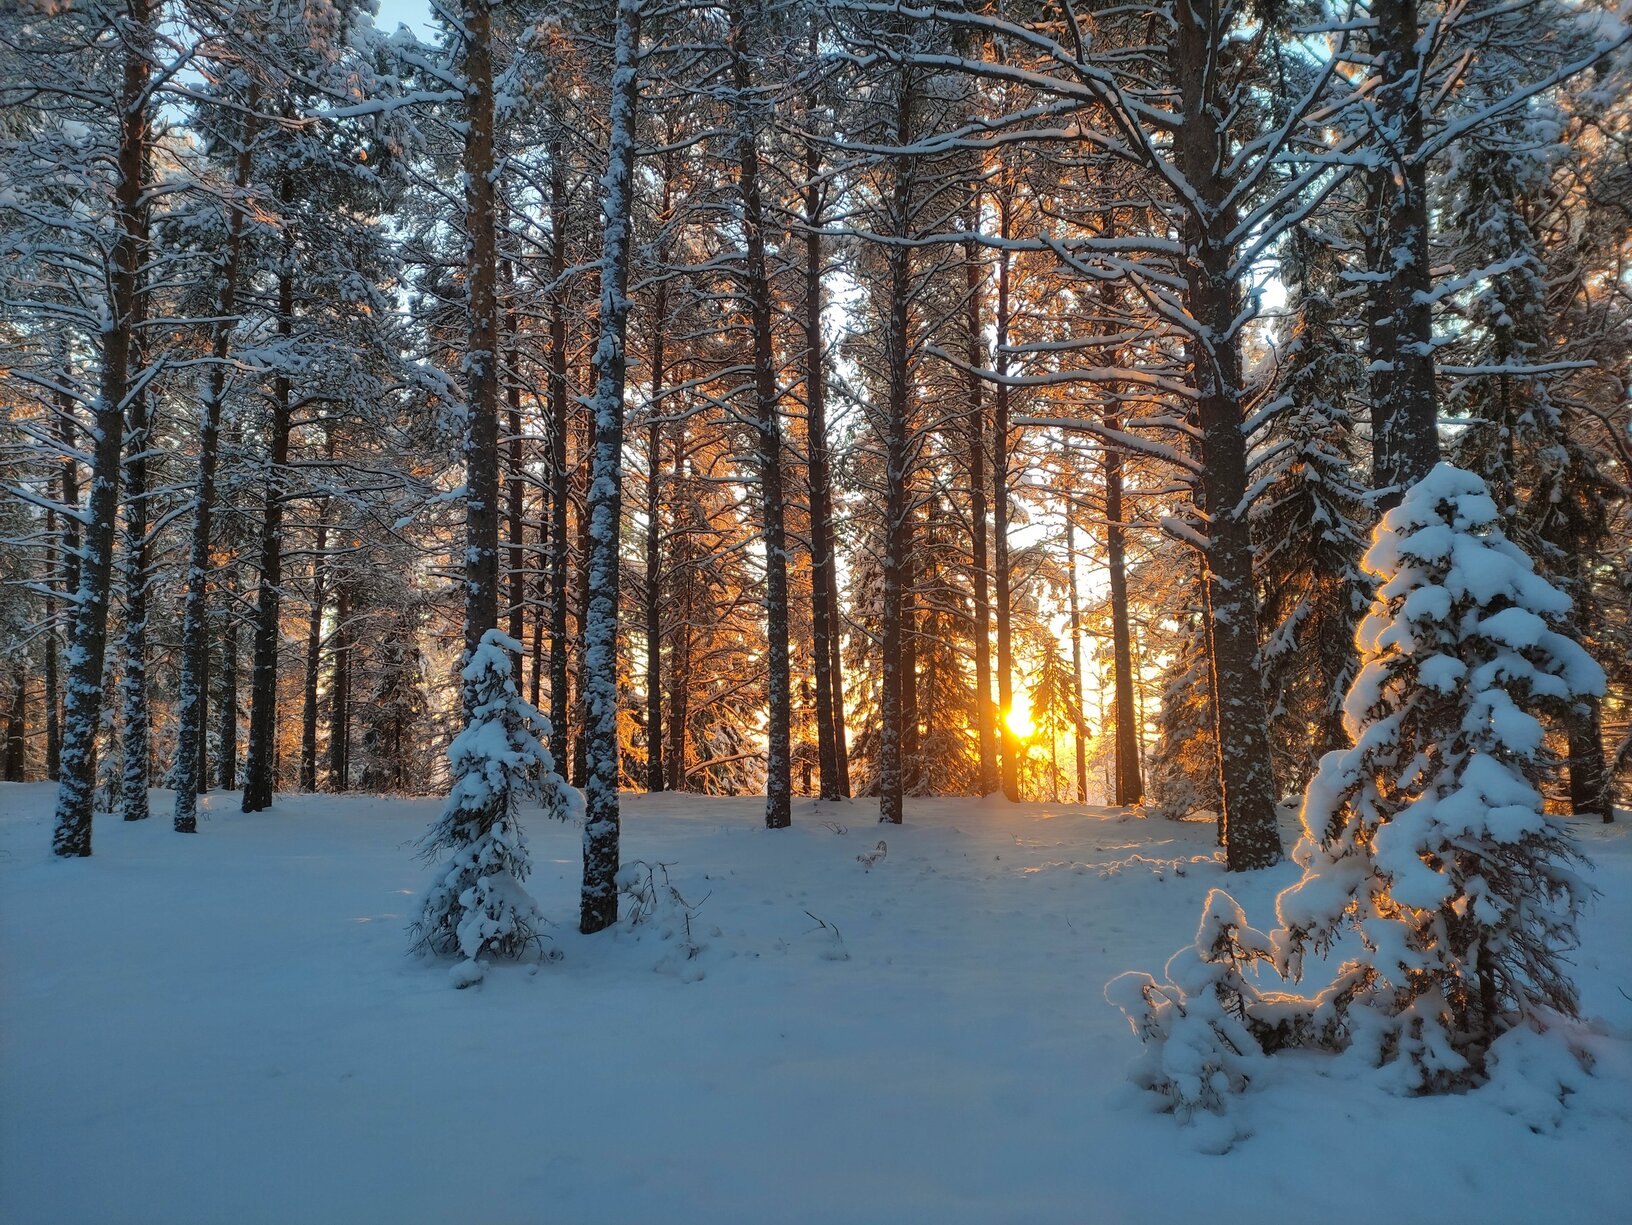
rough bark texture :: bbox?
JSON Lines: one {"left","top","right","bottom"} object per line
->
{"left": 546, "top": 135, "right": 572, "bottom": 775}
{"left": 217, "top": 563, "right": 239, "bottom": 791}
{"left": 878, "top": 238, "right": 911, "bottom": 827}
{"left": 805, "top": 113, "right": 846, "bottom": 801}
{"left": 964, "top": 232, "right": 997, "bottom": 796}
{"left": 1177, "top": 0, "right": 1283, "bottom": 870}
{"left": 993, "top": 236, "right": 1019, "bottom": 801}
{"left": 643, "top": 153, "right": 673, "bottom": 794}
{"left": 53, "top": 0, "right": 151, "bottom": 856}
{"left": 580, "top": 0, "right": 641, "bottom": 934}
{"left": 299, "top": 507, "right": 330, "bottom": 793}
{"left": 1371, "top": 0, "right": 1441, "bottom": 498}
{"left": 173, "top": 101, "right": 254, "bottom": 832}
{"left": 241, "top": 181, "right": 295, "bottom": 814}
{"left": 730, "top": 1, "right": 792, "bottom": 831}
{"left": 1065, "top": 512, "right": 1088, "bottom": 803}
{"left": 1104, "top": 424, "right": 1143, "bottom": 806}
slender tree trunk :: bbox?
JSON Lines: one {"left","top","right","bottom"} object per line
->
{"left": 1065, "top": 511, "right": 1087, "bottom": 803}
{"left": 964, "top": 232, "right": 997, "bottom": 796}
{"left": 900, "top": 511, "right": 920, "bottom": 794}
{"left": 667, "top": 434, "right": 691, "bottom": 792}
{"left": 993, "top": 236, "right": 1019, "bottom": 801}
{"left": 44, "top": 573, "right": 59, "bottom": 781}
{"left": 47, "top": 401, "right": 80, "bottom": 784}
{"left": 643, "top": 153, "right": 673, "bottom": 794}
{"left": 546, "top": 136, "right": 572, "bottom": 773}
{"left": 242, "top": 175, "right": 296, "bottom": 814}
{"left": 580, "top": 0, "right": 641, "bottom": 934}
{"left": 3, "top": 678, "right": 24, "bottom": 781}
{"left": 173, "top": 98, "right": 255, "bottom": 829}
{"left": 730, "top": 1, "right": 792, "bottom": 830}
{"left": 1568, "top": 696, "right": 1612, "bottom": 822}
{"left": 504, "top": 265, "right": 527, "bottom": 670}
{"left": 53, "top": 0, "right": 150, "bottom": 856}
{"left": 117, "top": 34, "right": 156, "bottom": 823}
{"left": 1177, "top": 0, "right": 1283, "bottom": 870}
{"left": 572, "top": 411, "right": 591, "bottom": 788}
{"left": 460, "top": 0, "right": 502, "bottom": 671}
{"left": 1104, "top": 429, "right": 1143, "bottom": 806}
{"left": 328, "top": 583, "right": 350, "bottom": 791}
{"left": 217, "top": 565, "right": 240, "bottom": 791}
{"left": 805, "top": 116, "right": 845, "bottom": 802}
{"left": 299, "top": 509, "right": 330, "bottom": 792}
{"left": 531, "top": 473, "right": 546, "bottom": 709}
{"left": 878, "top": 151, "right": 914, "bottom": 825}
{"left": 1372, "top": 0, "right": 1441, "bottom": 498}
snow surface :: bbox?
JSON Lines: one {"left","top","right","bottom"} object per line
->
{"left": 1, "top": 782, "right": 1629, "bottom": 1224}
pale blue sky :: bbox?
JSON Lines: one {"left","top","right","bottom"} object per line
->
{"left": 373, "top": 0, "right": 434, "bottom": 37}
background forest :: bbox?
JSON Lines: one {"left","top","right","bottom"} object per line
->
{"left": 2, "top": 1, "right": 1630, "bottom": 884}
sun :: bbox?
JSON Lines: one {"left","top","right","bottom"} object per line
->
{"left": 1004, "top": 693, "right": 1035, "bottom": 739}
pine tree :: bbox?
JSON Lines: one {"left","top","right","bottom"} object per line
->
{"left": 1274, "top": 464, "right": 1603, "bottom": 1086}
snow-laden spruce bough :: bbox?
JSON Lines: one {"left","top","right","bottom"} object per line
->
{"left": 411, "top": 630, "right": 579, "bottom": 986}
{"left": 1110, "top": 464, "right": 1606, "bottom": 1122}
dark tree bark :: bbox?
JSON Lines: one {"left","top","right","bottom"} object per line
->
{"left": 993, "top": 235, "right": 1019, "bottom": 801}
{"left": 580, "top": 0, "right": 642, "bottom": 934}
{"left": 3, "top": 678, "right": 24, "bottom": 781}
{"left": 878, "top": 237, "right": 911, "bottom": 826}
{"left": 1104, "top": 427, "right": 1143, "bottom": 806}
{"left": 1176, "top": 0, "right": 1283, "bottom": 870}
{"left": 328, "top": 583, "right": 351, "bottom": 791}
{"left": 666, "top": 431, "right": 692, "bottom": 792}
{"left": 1568, "top": 697, "right": 1611, "bottom": 823}
{"left": 241, "top": 175, "right": 296, "bottom": 814}
{"left": 643, "top": 148, "right": 675, "bottom": 794}
{"left": 299, "top": 505, "right": 330, "bottom": 793}
{"left": 804, "top": 106, "right": 847, "bottom": 802}
{"left": 964, "top": 231, "right": 997, "bottom": 796}
{"left": 116, "top": 11, "right": 157, "bottom": 823}
{"left": 173, "top": 99, "right": 254, "bottom": 831}
{"left": 1371, "top": 0, "right": 1441, "bottom": 498}
{"left": 53, "top": 0, "right": 151, "bottom": 856}
{"left": 1065, "top": 511, "right": 1088, "bottom": 803}
{"left": 217, "top": 566, "right": 240, "bottom": 791}
{"left": 460, "top": 0, "right": 502, "bottom": 671}
{"left": 546, "top": 135, "right": 572, "bottom": 774}
{"left": 729, "top": 0, "right": 792, "bottom": 831}
{"left": 504, "top": 265, "right": 527, "bottom": 671}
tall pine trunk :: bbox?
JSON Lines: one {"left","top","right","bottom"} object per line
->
{"left": 1371, "top": 0, "right": 1440, "bottom": 497}
{"left": 878, "top": 243, "right": 912, "bottom": 826}
{"left": 1065, "top": 511, "right": 1087, "bottom": 803}
{"left": 580, "top": 0, "right": 642, "bottom": 933}
{"left": 299, "top": 506, "right": 330, "bottom": 792}
{"left": 241, "top": 177, "right": 296, "bottom": 814}
{"left": 964, "top": 231, "right": 997, "bottom": 796}
{"left": 643, "top": 150, "right": 674, "bottom": 794}
{"left": 804, "top": 116, "right": 846, "bottom": 801}
{"left": 53, "top": 0, "right": 151, "bottom": 856}
{"left": 1176, "top": 0, "right": 1282, "bottom": 869}
{"left": 993, "top": 233, "right": 1019, "bottom": 801}
{"left": 1104, "top": 425, "right": 1143, "bottom": 806}
{"left": 729, "top": 1, "right": 792, "bottom": 830}
{"left": 173, "top": 100, "right": 255, "bottom": 831}
{"left": 546, "top": 136, "right": 572, "bottom": 774}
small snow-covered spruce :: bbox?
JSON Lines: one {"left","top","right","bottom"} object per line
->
{"left": 411, "top": 630, "right": 574, "bottom": 977}
{"left": 1107, "top": 890, "right": 1351, "bottom": 1123}
{"left": 1273, "top": 463, "right": 1605, "bottom": 1089}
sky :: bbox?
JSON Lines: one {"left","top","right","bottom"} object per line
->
{"left": 373, "top": 0, "right": 434, "bottom": 38}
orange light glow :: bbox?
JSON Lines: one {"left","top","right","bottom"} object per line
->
{"left": 1004, "top": 694, "right": 1035, "bottom": 740}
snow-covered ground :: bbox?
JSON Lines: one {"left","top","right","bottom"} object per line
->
{"left": 2, "top": 781, "right": 1628, "bottom": 1224}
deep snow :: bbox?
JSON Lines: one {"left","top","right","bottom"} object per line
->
{"left": 1, "top": 782, "right": 1628, "bottom": 1224}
